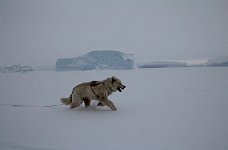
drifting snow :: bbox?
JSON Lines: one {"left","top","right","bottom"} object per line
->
{"left": 0, "top": 68, "right": 228, "bottom": 150}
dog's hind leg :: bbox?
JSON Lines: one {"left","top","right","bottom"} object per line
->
{"left": 83, "top": 97, "right": 91, "bottom": 107}
{"left": 70, "top": 93, "right": 83, "bottom": 109}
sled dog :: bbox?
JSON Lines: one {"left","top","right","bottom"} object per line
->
{"left": 60, "top": 76, "right": 126, "bottom": 111}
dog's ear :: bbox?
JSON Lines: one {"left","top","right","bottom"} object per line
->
{"left": 111, "top": 76, "right": 116, "bottom": 83}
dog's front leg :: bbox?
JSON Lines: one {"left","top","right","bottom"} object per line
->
{"left": 99, "top": 97, "right": 117, "bottom": 111}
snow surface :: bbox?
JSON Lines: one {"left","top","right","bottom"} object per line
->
{"left": 0, "top": 68, "right": 228, "bottom": 150}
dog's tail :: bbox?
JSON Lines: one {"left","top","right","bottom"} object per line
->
{"left": 60, "top": 93, "right": 72, "bottom": 105}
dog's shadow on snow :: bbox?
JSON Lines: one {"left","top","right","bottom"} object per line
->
{"left": 72, "top": 102, "right": 113, "bottom": 112}
{"left": 77, "top": 105, "right": 111, "bottom": 112}
{"left": 60, "top": 103, "right": 112, "bottom": 112}
{"left": 59, "top": 102, "right": 114, "bottom": 112}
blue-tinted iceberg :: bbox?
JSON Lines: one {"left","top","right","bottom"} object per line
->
{"left": 56, "top": 50, "right": 134, "bottom": 71}
{"left": 206, "top": 56, "right": 228, "bottom": 67}
{"left": 0, "top": 65, "right": 34, "bottom": 73}
{"left": 137, "top": 61, "right": 187, "bottom": 68}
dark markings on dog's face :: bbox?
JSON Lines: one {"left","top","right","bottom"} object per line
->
{"left": 111, "top": 76, "right": 126, "bottom": 92}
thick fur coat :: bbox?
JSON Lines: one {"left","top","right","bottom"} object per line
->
{"left": 60, "top": 76, "right": 126, "bottom": 111}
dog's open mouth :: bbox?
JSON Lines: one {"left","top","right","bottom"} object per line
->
{"left": 117, "top": 87, "right": 122, "bottom": 92}
{"left": 117, "top": 86, "right": 126, "bottom": 92}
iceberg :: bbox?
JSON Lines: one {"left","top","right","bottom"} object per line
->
{"left": 0, "top": 65, "right": 34, "bottom": 73}
{"left": 137, "top": 61, "right": 187, "bottom": 68}
{"left": 56, "top": 50, "right": 134, "bottom": 71}
{"left": 206, "top": 56, "right": 228, "bottom": 67}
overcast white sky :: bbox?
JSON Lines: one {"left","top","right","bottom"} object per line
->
{"left": 0, "top": 0, "right": 228, "bottom": 66}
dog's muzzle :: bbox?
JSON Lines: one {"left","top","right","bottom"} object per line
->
{"left": 117, "top": 85, "right": 126, "bottom": 92}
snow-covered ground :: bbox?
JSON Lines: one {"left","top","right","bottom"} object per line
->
{"left": 0, "top": 67, "right": 228, "bottom": 150}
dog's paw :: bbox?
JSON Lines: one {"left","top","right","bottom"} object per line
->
{"left": 111, "top": 106, "right": 117, "bottom": 111}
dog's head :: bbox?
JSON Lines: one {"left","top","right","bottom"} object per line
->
{"left": 108, "top": 76, "right": 126, "bottom": 92}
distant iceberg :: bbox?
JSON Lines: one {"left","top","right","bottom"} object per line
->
{"left": 137, "top": 56, "right": 228, "bottom": 69}
{"left": 137, "top": 61, "right": 187, "bottom": 68}
{"left": 56, "top": 50, "right": 134, "bottom": 71}
{"left": 0, "top": 65, "right": 34, "bottom": 73}
{"left": 206, "top": 56, "right": 228, "bottom": 67}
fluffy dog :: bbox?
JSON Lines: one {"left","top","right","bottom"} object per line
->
{"left": 60, "top": 76, "right": 126, "bottom": 111}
